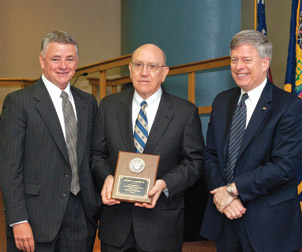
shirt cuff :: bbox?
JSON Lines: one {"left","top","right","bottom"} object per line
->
{"left": 10, "top": 220, "right": 28, "bottom": 227}
{"left": 163, "top": 188, "right": 169, "bottom": 198}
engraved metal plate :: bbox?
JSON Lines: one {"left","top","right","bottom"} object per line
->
{"left": 116, "top": 176, "right": 150, "bottom": 198}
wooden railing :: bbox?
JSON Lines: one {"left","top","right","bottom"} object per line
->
{"left": 0, "top": 55, "right": 231, "bottom": 115}
{"left": 83, "top": 55, "right": 231, "bottom": 115}
{"left": 0, "top": 78, "right": 36, "bottom": 87}
{"left": 76, "top": 54, "right": 132, "bottom": 100}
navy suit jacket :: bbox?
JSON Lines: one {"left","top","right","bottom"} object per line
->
{"left": 200, "top": 80, "right": 302, "bottom": 251}
{"left": 0, "top": 78, "right": 101, "bottom": 245}
{"left": 91, "top": 88, "right": 204, "bottom": 251}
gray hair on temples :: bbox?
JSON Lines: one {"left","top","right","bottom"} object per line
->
{"left": 230, "top": 30, "right": 273, "bottom": 65}
{"left": 40, "top": 31, "right": 79, "bottom": 58}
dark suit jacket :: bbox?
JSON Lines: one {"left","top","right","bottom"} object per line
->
{"left": 200, "top": 80, "right": 302, "bottom": 251}
{"left": 91, "top": 88, "right": 204, "bottom": 251}
{"left": 0, "top": 78, "right": 100, "bottom": 245}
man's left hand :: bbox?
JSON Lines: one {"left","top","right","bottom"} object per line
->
{"left": 135, "top": 179, "right": 167, "bottom": 209}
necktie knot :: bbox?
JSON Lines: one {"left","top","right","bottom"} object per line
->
{"left": 241, "top": 93, "right": 249, "bottom": 103}
{"left": 140, "top": 101, "right": 147, "bottom": 109}
{"left": 60, "top": 91, "right": 69, "bottom": 100}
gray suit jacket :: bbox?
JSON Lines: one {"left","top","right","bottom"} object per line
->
{"left": 0, "top": 78, "right": 100, "bottom": 243}
{"left": 91, "top": 88, "right": 204, "bottom": 251}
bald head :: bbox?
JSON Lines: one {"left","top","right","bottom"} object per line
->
{"left": 129, "top": 43, "right": 169, "bottom": 100}
{"left": 132, "top": 44, "right": 167, "bottom": 66}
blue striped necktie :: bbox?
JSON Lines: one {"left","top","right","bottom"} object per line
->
{"left": 134, "top": 101, "right": 148, "bottom": 153}
{"left": 226, "top": 93, "right": 249, "bottom": 183}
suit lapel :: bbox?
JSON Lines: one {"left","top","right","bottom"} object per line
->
{"left": 238, "top": 82, "right": 272, "bottom": 158}
{"left": 34, "top": 79, "right": 70, "bottom": 165}
{"left": 72, "top": 88, "right": 88, "bottom": 168}
{"left": 144, "top": 90, "right": 173, "bottom": 153}
{"left": 117, "top": 89, "right": 136, "bottom": 152}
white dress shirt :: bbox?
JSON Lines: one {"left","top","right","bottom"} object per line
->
{"left": 132, "top": 88, "right": 162, "bottom": 134}
{"left": 239, "top": 78, "right": 267, "bottom": 128}
{"left": 42, "top": 75, "right": 77, "bottom": 139}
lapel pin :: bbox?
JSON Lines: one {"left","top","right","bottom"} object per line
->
{"left": 262, "top": 107, "right": 267, "bottom": 110}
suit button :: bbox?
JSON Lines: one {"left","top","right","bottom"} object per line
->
{"left": 61, "top": 193, "right": 67, "bottom": 198}
{"left": 64, "top": 173, "right": 69, "bottom": 178}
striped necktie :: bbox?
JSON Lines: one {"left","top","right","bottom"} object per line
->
{"left": 61, "top": 91, "right": 80, "bottom": 195}
{"left": 134, "top": 101, "right": 148, "bottom": 153}
{"left": 226, "top": 93, "right": 249, "bottom": 183}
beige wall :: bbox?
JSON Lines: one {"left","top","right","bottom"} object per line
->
{"left": 241, "top": 0, "right": 292, "bottom": 89}
{"left": 0, "top": 0, "right": 121, "bottom": 111}
{"left": 0, "top": 0, "right": 121, "bottom": 78}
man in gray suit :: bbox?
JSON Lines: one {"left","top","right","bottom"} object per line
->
{"left": 91, "top": 44, "right": 204, "bottom": 252}
{"left": 0, "top": 31, "right": 100, "bottom": 252}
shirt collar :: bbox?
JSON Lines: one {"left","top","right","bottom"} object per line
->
{"left": 42, "top": 74, "right": 72, "bottom": 100}
{"left": 241, "top": 78, "right": 267, "bottom": 106}
{"left": 133, "top": 87, "right": 162, "bottom": 107}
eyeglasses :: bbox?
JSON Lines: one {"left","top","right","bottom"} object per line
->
{"left": 131, "top": 62, "right": 166, "bottom": 72}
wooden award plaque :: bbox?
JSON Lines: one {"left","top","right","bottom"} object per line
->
{"left": 112, "top": 151, "right": 160, "bottom": 203}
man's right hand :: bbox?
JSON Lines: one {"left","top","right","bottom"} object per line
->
{"left": 101, "top": 175, "right": 121, "bottom": 205}
{"left": 13, "top": 222, "right": 35, "bottom": 252}
{"left": 223, "top": 198, "right": 246, "bottom": 220}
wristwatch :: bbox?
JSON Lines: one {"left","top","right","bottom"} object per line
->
{"left": 226, "top": 183, "right": 238, "bottom": 198}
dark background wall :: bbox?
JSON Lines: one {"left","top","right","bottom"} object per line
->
{"left": 121, "top": 0, "right": 241, "bottom": 137}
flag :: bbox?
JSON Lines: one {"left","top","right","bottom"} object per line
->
{"left": 257, "top": 0, "right": 267, "bottom": 35}
{"left": 256, "top": 0, "right": 273, "bottom": 82}
{"left": 284, "top": 0, "right": 302, "bottom": 210}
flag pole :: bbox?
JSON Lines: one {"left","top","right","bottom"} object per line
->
{"left": 296, "top": 0, "right": 301, "bottom": 41}
{"left": 254, "top": 0, "right": 257, "bottom": 30}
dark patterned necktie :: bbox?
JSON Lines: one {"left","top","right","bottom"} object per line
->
{"left": 226, "top": 93, "right": 249, "bottom": 183}
{"left": 134, "top": 101, "right": 148, "bottom": 153}
{"left": 61, "top": 91, "right": 80, "bottom": 195}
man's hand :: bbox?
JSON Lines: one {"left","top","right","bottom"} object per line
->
{"left": 135, "top": 179, "right": 167, "bottom": 209}
{"left": 210, "top": 186, "right": 234, "bottom": 213}
{"left": 13, "top": 222, "right": 35, "bottom": 252}
{"left": 223, "top": 198, "right": 246, "bottom": 220}
{"left": 101, "top": 175, "right": 120, "bottom": 205}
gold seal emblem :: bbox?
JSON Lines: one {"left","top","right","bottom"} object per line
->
{"left": 129, "top": 158, "right": 145, "bottom": 173}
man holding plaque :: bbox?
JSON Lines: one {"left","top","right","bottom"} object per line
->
{"left": 91, "top": 44, "right": 204, "bottom": 252}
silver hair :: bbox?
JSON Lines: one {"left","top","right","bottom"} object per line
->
{"left": 230, "top": 30, "right": 273, "bottom": 64}
{"left": 40, "top": 31, "right": 78, "bottom": 58}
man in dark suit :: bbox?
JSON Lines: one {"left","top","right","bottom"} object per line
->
{"left": 0, "top": 31, "right": 100, "bottom": 252}
{"left": 91, "top": 44, "right": 204, "bottom": 252}
{"left": 200, "top": 30, "right": 302, "bottom": 251}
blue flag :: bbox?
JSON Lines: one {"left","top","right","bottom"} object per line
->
{"left": 257, "top": 0, "right": 267, "bottom": 35}
{"left": 257, "top": 0, "right": 273, "bottom": 81}
{"left": 284, "top": 0, "right": 302, "bottom": 210}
